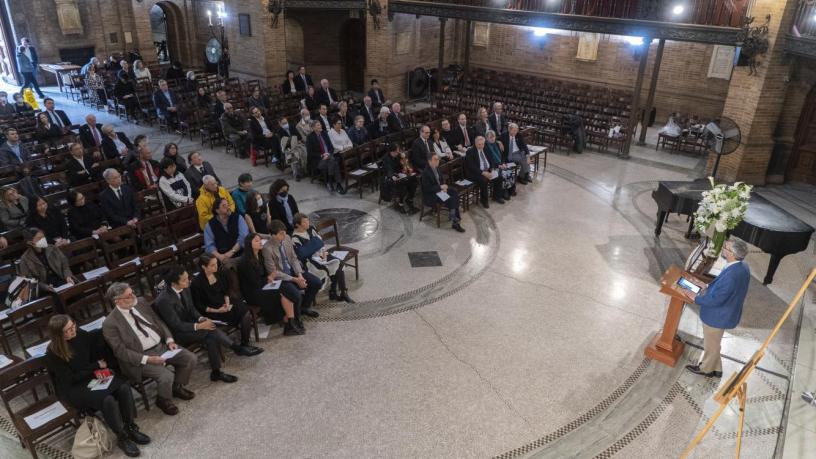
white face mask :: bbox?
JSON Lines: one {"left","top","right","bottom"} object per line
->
{"left": 281, "top": 123, "right": 289, "bottom": 130}
{"left": 256, "top": 197, "right": 263, "bottom": 207}
{"left": 303, "top": 116, "right": 310, "bottom": 122}
{"left": 34, "top": 238, "right": 48, "bottom": 249}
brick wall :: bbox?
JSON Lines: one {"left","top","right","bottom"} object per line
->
{"left": 466, "top": 24, "right": 730, "bottom": 122}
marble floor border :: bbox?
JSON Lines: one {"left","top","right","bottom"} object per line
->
{"left": 0, "top": 411, "right": 73, "bottom": 459}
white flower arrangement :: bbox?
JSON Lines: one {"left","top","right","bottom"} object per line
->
{"left": 694, "top": 177, "right": 752, "bottom": 256}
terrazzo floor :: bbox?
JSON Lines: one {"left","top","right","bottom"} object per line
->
{"left": 0, "top": 84, "right": 814, "bottom": 458}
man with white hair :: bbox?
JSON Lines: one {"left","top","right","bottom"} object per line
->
{"left": 98, "top": 168, "right": 140, "bottom": 228}
{"left": 316, "top": 78, "right": 338, "bottom": 108}
{"left": 360, "top": 95, "right": 377, "bottom": 126}
{"left": 79, "top": 113, "right": 105, "bottom": 149}
{"left": 501, "top": 123, "right": 532, "bottom": 185}
{"left": 387, "top": 102, "right": 405, "bottom": 132}
{"left": 195, "top": 175, "right": 235, "bottom": 229}
{"left": 682, "top": 237, "right": 751, "bottom": 378}
{"left": 371, "top": 106, "right": 391, "bottom": 138}
{"left": 489, "top": 101, "right": 508, "bottom": 135}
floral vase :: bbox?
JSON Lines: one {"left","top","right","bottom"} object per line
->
{"left": 706, "top": 229, "right": 727, "bottom": 258}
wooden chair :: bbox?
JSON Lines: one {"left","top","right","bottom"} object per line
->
{"left": 139, "top": 247, "right": 177, "bottom": 295}
{"left": 6, "top": 297, "right": 55, "bottom": 359}
{"left": 101, "top": 262, "right": 144, "bottom": 298}
{"left": 176, "top": 233, "right": 205, "bottom": 272}
{"left": 136, "top": 189, "right": 166, "bottom": 217}
{"left": 58, "top": 237, "right": 106, "bottom": 275}
{"left": 97, "top": 225, "right": 139, "bottom": 267}
{"left": 166, "top": 205, "right": 200, "bottom": 241}
{"left": 0, "top": 357, "right": 78, "bottom": 459}
{"left": 315, "top": 218, "right": 359, "bottom": 280}
{"left": 57, "top": 278, "right": 107, "bottom": 324}
{"left": 135, "top": 213, "right": 172, "bottom": 254}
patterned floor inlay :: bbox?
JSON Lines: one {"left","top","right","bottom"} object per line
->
{"left": 407, "top": 251, "right": 443, "bottom": 268}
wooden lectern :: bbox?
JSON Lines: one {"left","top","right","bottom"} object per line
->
{"left": 644, "top": 265, "right": 696, "bottom": 367}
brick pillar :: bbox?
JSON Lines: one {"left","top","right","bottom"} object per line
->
{"left": 263, "top": 9, "right": 288, "bottom": 87}
{"left": 711, "top": 0, "right": 798, "bottom": 184}
{"left": 365, "top": 0, "right": 395, "bottom": 99}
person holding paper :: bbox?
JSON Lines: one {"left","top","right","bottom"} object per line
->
{"left": 154, "top": 266, "right": 246, "bottom": 384}
{"left": 45, "top": 315, "right": 151, "bottom": 457}
{"left": 501, "top": 123, "right": 532, "bottom": 185}
{"left": 204, "top": 197, "right": 249, "bottom": 268}
{"left": 19, "top": 228, "right": 77, "bottom": 295}
{"left": 264, "top": 220, "right": 322, "bottom": 320}
{"left": 237, "top": 233, "right": 303, "bottom": 335}
{"left": 192, "top": 253, "right": 264, "bottom": 353}
{"left": 67, "top": 191, "right": 108, "bottom": 239}
{"left": 291, "top": 213, "right": 355, "bottom": 303}
{"left": 485, "top": 130, "right": 515, "bottom": 201}
{"left": 680, "top": 238, "right": 751, "bottom": 378}
{"left": 421, "top": 153, "right": 465, "bottom": 233}
{"left": 382, "top": 143, "right": 418, "bottom": 214}
{"left": 465, "top": 136, "right": 504, "bottom": 208}
{"left": 102, "top": 283, "right": 197, "bottom": 416}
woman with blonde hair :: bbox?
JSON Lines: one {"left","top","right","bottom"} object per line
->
{"left": 44, "top": 314, "right": 151, "bottom": 457}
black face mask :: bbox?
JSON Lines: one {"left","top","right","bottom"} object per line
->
{"left": 278, "top": 192, "right": 288, "bottom": 198}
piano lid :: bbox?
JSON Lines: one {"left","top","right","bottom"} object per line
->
{"left": 740, "top": 194, "right": 815, "bottom": 233}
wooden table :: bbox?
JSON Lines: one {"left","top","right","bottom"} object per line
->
{"left": 38, "top": 63, "right": 81, "bottom": 93}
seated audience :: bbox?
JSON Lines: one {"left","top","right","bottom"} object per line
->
{"left": 277, "top": 116, "right": 304, "bottom": 176}
{"left": 67, "top": 191, "right": 108, "bottom": 239}
{"left": 465, "top": 136, "right": 504, "bottom": 208}
{"left": 336, "top": 101, "right": 353, "bottom": 129}
{"left": 20, "top": 227, "right": 77, "bottom": 293}
{"left": 328, "top": 117, "right": 353, "bottom": 152}
{"left": 26, "top": 196, "right": 70, "bottom": 245}
{"left": 295, "top": 108, "right": 313, "bottom": 140}
{"left": 660, "top": 113, "right": 682, "bottom": 137}
{"left": 66, "top": 142, "right": 101, "bottom": 186}
{"left": 237, "top": 233, "right": 301, "bottom": 332}
{"left": 247, "top": 87, "right": 269, "bottom": 114}
{"left": 294, "top": 65, "right": 313, "bottom": 92}
{"left": 440, "top": 119, "right": 457, "bottom": 146}
{"left": 348, "top": 116, "right": 370, "bottom": 146}
{"left": 220, "top": 103, "right": 250, "bottom": 158}
{"left": 387, "top": 102, "right": 406, "bottom": 132}
{"left": 79, "top": 57, "right": 100, "bottom": 75}
{"left": 489, "top": 102, "right": 509, "bottom": 135}
{"left": 84, "top": 66, "right": 107, "bottom": 107}
{"left": 79, "top": 114, "right": 105, "bottom": 149}
{"left": 0, "top": 91, "right": 15, "bottom": 115}
{"left": 368, "top": 79, "right": 385, "bottom": 107}
{"left": 195, "top": 175, "right": 234, "bottom": 229}
{"left": 99, "top": 168, "right": 140, "bottom": 229}
{"left": 190, "top": 254, "right": 263, "bottom": 355}
{"left": 113, "top": 73, "right": 139, "bottom": 119}
{"left": 501, "top": 123, "right": 532, "bottom": 185}
{"left": 411, "top": 125, "right": 433, "bottom": 171}
{"left": 204, "top": 197, "right": 248, "bottom": 267}
{"left": 485, "top": 130, "right": 513, "bottom": 200}
{"left": 17, "top": 166, "right": 44, "bottom": 200}
{"left": 45, "top": 314, "right": 151, "bottom": 457}
{"left": 316, "top": 104, "right": 331, "bottom": 132}
{"left": 291, "top": 213, "right": 354, "bottom": 303}
{"left": 267, "top": 179, "right": 298, "bottom": 234}
{"left": 117, "top": 60, "right": 133, "bottom": 80}
{"left": 248, "top": 107, "right": 277, "bottom": 156}
{"left": 165, "top": 61, "right": 185, "bottom": 80}
{"left": 473, "top": 107, "right": 490, "bottom": 138}
{"left": 155, "top": 266, "right": 249, "bottom": 384}
{"left": 127, "top": 143, "right": 160, "bottom": 191}
{"left": 196, "top": 87, "right": 212, "bottom": 109}
{"left": 163, "top": 142, "right": 187, "bottom": 172}
{"left": 306, "top": 121, "right": 345, "bottom": 194}
{"left": 263, "top": 220, "right": 321, "bottom": 319}
{"left": 230, "top": 173, "right": 254, "bottom": 217}
{"left": 12, "top": 93, "right": 34, "bottom": 114}
{"left": 282, "top": 70, "right": 298, "bottom": 95}
{"left": 382, "top": 143, "right": 418, "bottom": 213}
{"left": 105, "top": 55, "right": 121, "bottom": 72}
{"left": 213, "top": 89, "right": 228, "bottom": 119}
{"left": 153, "top": 79, "right": 181, "bottom": 130}
{"left": 421, "top": 153, "right": 465, "bottom": 233}
{"left": 158, "top": 157, "right": 193, "bottom": 209}
{"left": 371, "top": 106, "right": 391, "bottom": 138}
{"left": 184, "top": 152, "right": 219, "bottom": 198}
{"left": 132, "top": 60, "right": 151, "bottom": 81}
{"left": 43, "top": 98, "right": 75, "bottom": 131}
{"left": 101, "top": 124, "right": 134, "bottom": 160}
{"left": 360, "top": 96, "right": 377, "bottom": 126}
{"left": 451, "top": 113, "right": 475, "bottom": 152}
{"left": 102, "top": 282, "right": 197, "bottom": 416}
{"left": 316, "top": 79, "right": 339, "bottom": 108}
{"left": 0, "top": 185, "right": 29, "bottom": 229}
{"left": 431, "top": 128, "right": 454, "bottom": 160}
{"left": 303, "top": 86, "right": 319, "bottom": 112}
{"left": 0, "top": 127, "right": 32, "bottom": 166}
{"left": 243, "top": 190, "right": 268, "bottom": 234}
{"left": 36, "top": 112, "right": 65, "bottom": 143}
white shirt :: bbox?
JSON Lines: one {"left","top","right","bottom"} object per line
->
{"left": 328, "top": 128, "right": 353, "bottom": 152}
{"left": 433, "top": 140, "right": 452, "bottom": 158}
{"left": 111, "top": 136, "right": 127, "bottom": 154}
{"left": 116, "top": 306, "right": 168, "bottom": 365}
{"left": 134, "top": 67, "right": 152, "bottom": 80}
{"left": 256, "top": 116, "right": 272, "bottom": 136}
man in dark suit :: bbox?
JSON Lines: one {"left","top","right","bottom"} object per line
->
{"left": 100, "top": 124, "right": 134, "bottom": 160}
{"left": 42, "top": 98, "right": 76, "bottom": 134}
{"left": 184, "top": 151, "right": 220, "bottom": 198}
{"left": 316, "top": 104, "right": 331, "bottom": 132}
{"left": 65, "top": 142, "right": 101, "bottom": 186}
{"left": 213, "top": 89, "right": 228, "bottom": 119}
{"left": 102, "top": 282, "right": 196, "bottom": 416}
{"left": 440, "top": 119, "right": 457, "bottom": 147}
{"left": 294, "top": 65, "right": 313, "bottom": 92}
{"left": 367, "top": 79, "right": 385, "bottom": 107}
{"left": 0, "top": 128, "right": 31, "bottom": 167}
{"left": 501, "top": 123, "right": 532, "bottom": 184}
{"left": 410, "top": 125, "right": 433, "bottom": 172}
{"left": 450, "top": 113, "right": 475, "bottom": 153}
{"left": 316, "top": 79, "right": 339, "bottom": 108}
{"left": 153, "top": 79, "right": 181, "bottom": 130}
{"left": 489, "top": 102, "right": 509, "bottom": 136}
{"left": 78, "top": 114, "right": 105, "bottom": 150}
{"left": 99, "top": 168, "right": 140, "bottom": 228}
{"left": 465, "top": 136, "right": 504, "bottom": 208}
{"left": 421, "top": 153, "right": 465, "bottom": 232}
{"left": 155, "top": 266, "right": 255, "bottom": 384}
{"left": 360, "top": 96, "right": 377, "bottom": 126}
{"left": 127, "top": 144, "right": 160, "bottom": 191}
{"left": 387, "top": 102, "right": 406, "bottom": 132}
{"left": 306, "top": 121, "right": 345, "bottom": 194}
{"left": 248, "top": 106, "right": 281, "bottom": 164}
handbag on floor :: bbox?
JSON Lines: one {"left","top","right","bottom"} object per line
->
{"left": 71, "top": 416, "right": 114, "bottom": 458}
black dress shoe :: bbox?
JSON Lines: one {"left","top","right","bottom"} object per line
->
{"left": 712, "top": 371, "right": 723, "bottom": 378}
{"left": 126, "top": 424, "right": 151, "bottom": 445}
{"left": 493, "top": 197, "right": 505, "bottom": 204}
{"left": 340, "top": 291, "right": 355, "bottom": 303}
{"left": 452, "top": 223, "right": 465, "bottom": 233}
{"left": 172, "top": 385, "right": 195, "bottom": 400}
{"left": 685, "top": 365, "right": 719, "bottom": 377}
{"left": 337, "top": 185, "right": 347, "bottom": 195}
{"left": 210, "top": 371, "right": 238, "bottom": 383}
{"left": 233, "top": 344, "right": 263, "bottom": 356}
{"left": 283, "top": 321, "right": 304, "bottom": 336}
{"left": 155, "top": 397, "right": 179, "bottom": 415}
{"left": 329, "top": 290, "right": 340, "bottom": 301}
{"left": 295, "top": 318, "right": 306, "bottom": 331}
{"left": 302, "top": 308, "right": 320, "bottom": 318}
{"left": 117, "top": 436, "right": 141, "bottom": 457}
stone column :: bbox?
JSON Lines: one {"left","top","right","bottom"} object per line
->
{"left": 711, "top": 0, "right": 799, "bottom": 184}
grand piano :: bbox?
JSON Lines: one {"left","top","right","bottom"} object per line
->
{"left": 652, "top": 180, "right": 814, "bottom": 285}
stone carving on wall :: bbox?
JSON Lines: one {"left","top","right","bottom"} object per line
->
{"left": 707, "top": 45, "right": 736, "bottom": 79}
{"left": 576, "top": 32, "right": 599, "bottom": 61}
{"left": 55, "top": 0, "right": 84, "bottom": 35}
{"left": 473, "top": 22, "right": 490, "bottom": 47}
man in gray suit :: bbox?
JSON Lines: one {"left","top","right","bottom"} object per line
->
{"left": 102, "top": 283, "right": 197, "bottom": 416}
{"left": 0, "top": 128, "right": 31, "bottom": 167}
{"left": 16, "top": 38, "right": 45, "bottom": 99}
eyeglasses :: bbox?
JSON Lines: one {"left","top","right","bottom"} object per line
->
{"left": 114, "top": 292, "right": 136, "bottom": 301}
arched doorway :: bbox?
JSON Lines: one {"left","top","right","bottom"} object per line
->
{"left": 787, "top": 85, "right": 816, "bottom": 184}
{"left": 149, "top": 2, "right": 186, "bottom": 65}
{"left": 340, "top": 19, "right": 366, "bottom": 92}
